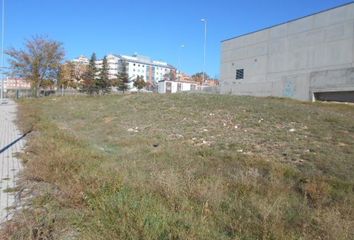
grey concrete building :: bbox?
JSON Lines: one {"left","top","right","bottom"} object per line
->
{"left": 220, "top": 2, "right": 354, "bottom": 102}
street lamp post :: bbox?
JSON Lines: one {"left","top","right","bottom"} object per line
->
{"left": 178, "top": 44, "right": 184, "bottom": 80}
{"left": 201, "top": 18, "right": 207, "bottom": 84}
{"left": 0, "top": 0, "right": 5, "bottom": 103}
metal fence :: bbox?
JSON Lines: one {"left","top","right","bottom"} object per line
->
{"left": 4, "top": 86, "right": 221, "bottom": 100}
{"left": 4, "top": 88, "right": 86, "bottom": 99}
{"left": 191, "top": 86, "right": 220, "bottom": 94}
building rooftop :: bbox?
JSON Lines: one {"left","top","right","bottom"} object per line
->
{"left": 120, "top": 54, "right": 175, "bottom": 69}
{"left": 71, "top": 54, "right": 176, "bottom": 69}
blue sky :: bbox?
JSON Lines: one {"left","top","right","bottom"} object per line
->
{"left": 3, "top": 0, "right": 353, "bottom": 77}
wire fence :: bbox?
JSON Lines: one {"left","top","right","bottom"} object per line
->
{"left": 3, "top": 86, "right": 220, "bottom": 100}
{"left": 4, "top": 88, "right": 85, "bottom": 99}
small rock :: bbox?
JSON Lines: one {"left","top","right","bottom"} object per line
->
{"left": 234, "top": 125, "right": 238, "bottom": 129}
{"left": 128, "top": 128, "right": 139, "bottom": 133}
{"left": 176, "top": 134, "right": 184, "bottom": 139}
{"left": 289, "top": 128, "right": 296, "bottom": 132}
{"left": 203, "top": 129, "right": 208, "bottom": 132}
{"left": 237, "top": 149, "right": 243, "bottom": 153}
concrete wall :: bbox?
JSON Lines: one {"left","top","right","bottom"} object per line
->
{"left": 310, "top": 67, "right": 354, "bottom": 92}
{"left": 221, "top": 3, "right": 354, "bottom": 101}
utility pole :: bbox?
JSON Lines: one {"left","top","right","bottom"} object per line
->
{"left": 178, "top": 44, "right": 184, "bottom": 80}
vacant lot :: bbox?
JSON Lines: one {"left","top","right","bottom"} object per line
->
{"left": 4, "top": 94, "right": 354, "bottom": 239}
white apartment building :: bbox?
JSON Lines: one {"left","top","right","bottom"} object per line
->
{"left": 119, "top": 54, "right": 175, "bottom": 89}
{"left": 71, "top": 55, "right": 89, "bottom": 65}
{"left": 72, "top": 54, "right": 176, "bottom": 90}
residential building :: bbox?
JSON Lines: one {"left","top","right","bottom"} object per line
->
{"left": 75, "top": 53, "right": 176, "bottom": 90}
{"left": 176, "top": 72, "right": 192, "bottom": 82}
{"left": 4, "top": 78, "right": 31, "bottom": 90}
{"left": 220, "top": 2, "right": 354, "bottom": 102}
{"left": 119, "top": 54, "right": 175, "bottom": 89}
{"left": 204, "top": 79, "right": 219, "bottom": 87}
{"left": 71, "top": 55, "right": 89, "bottom": 65}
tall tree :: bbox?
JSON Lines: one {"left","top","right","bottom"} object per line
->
{"left": 163, "top": 70, "right": 176, "bottom": 81}
{"left": 117, "top": 60, "right": 129, "bottom": 93}
{"left": 58, "top": 61, "right": 77, "bottom": 90}
{"left": 6, "top": 36, "right": 65, "bottom": 97}
{"left": 72, "top": 62, "right": 88, "bottom": 87}
{"left": 133, "top": 75, "right": 146, "bottom": 92}
{"left": 83, "top": 53, "right": 98, "bottom": 95}
{"left": 97, "top": 56, "right": 111, "bottom": 94}
{"left": 192, "top": 72, "right": 210, "bottom": 85}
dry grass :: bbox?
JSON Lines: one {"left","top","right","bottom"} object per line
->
{"left": 2, "top": 93, "right": 354, "bottom": 239}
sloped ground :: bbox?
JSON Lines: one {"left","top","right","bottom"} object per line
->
{"left": 2, "top": 94, "right": 354, "bottom": 239}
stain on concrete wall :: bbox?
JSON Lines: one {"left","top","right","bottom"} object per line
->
{"left": 283, "top": 80, "right": 296, "bottom": 98}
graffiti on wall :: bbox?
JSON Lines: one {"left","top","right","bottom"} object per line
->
{"left": 283, "top": 80, "right": 296, "bottom": 97}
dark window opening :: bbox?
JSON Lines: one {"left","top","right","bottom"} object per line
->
{"left": 236, "top": 69, "right": 244, "bottom": 80}
{"left": 314, "top": 91, "right": 354, "bottom": 103}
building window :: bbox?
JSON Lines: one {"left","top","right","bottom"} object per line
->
{"left": 236, "top": 69, "right": 244, "bottom": 80}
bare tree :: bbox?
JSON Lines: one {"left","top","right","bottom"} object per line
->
{"left": 6, "top": 36, "right": 65, "bottom": 97}
{"left": 73, "top": 62, "right": 88, "bottom": 87}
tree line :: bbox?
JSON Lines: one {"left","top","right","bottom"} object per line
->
{"left": 6, "top": 36, "right": 217, "bottom": 97}
{"left": 6, "top": 36, "right": 146, "bottom": 97}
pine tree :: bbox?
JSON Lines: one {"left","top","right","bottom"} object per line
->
{"left": 83, "top": 53, "right": 98, "bottom": 95}
{"left": 117, "top": 60, "right": 129, "bottom": 93}
{"left": 98, "top": 56, "right": 111, "bottom": 94}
